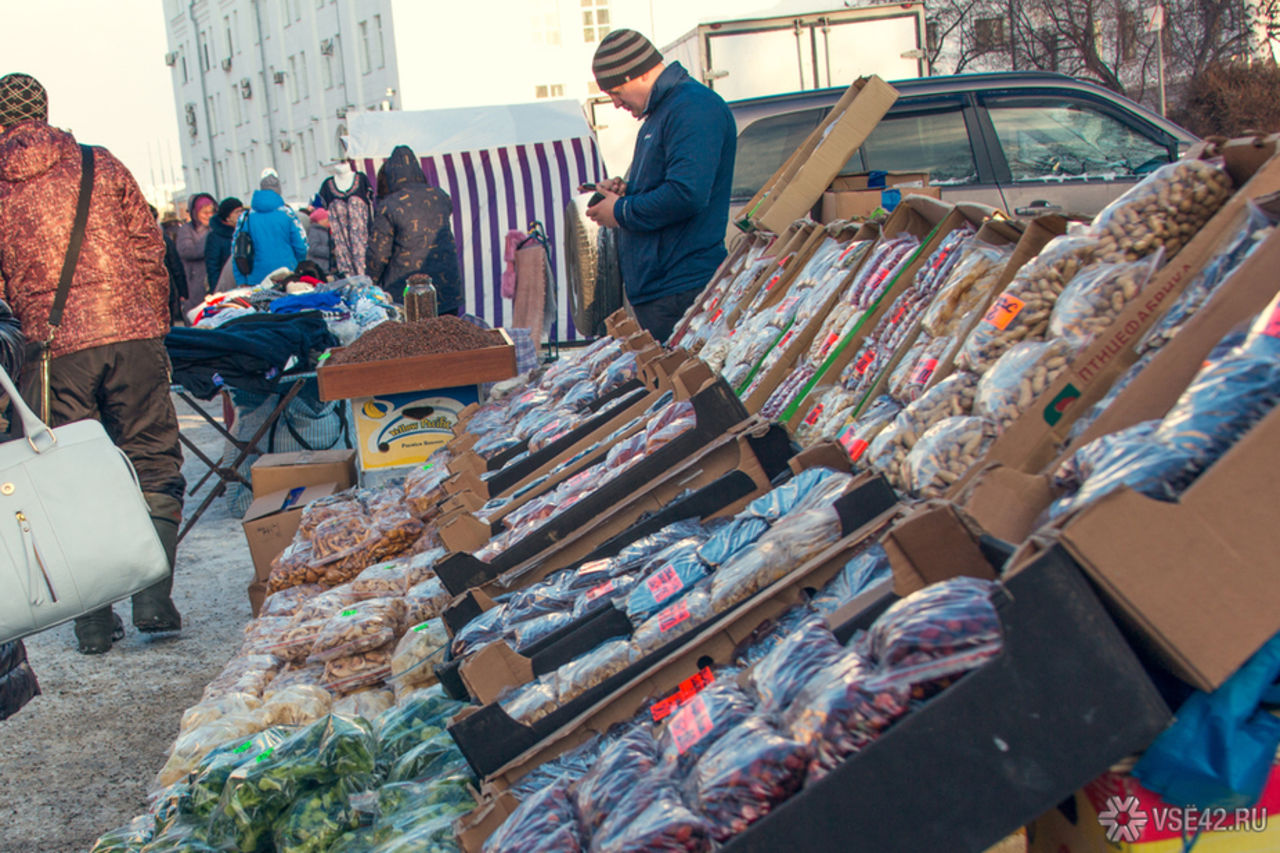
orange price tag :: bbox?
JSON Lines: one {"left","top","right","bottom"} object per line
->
{"left": 765, "top": 274, "right": 782, "bottom": 292}
{"left": 803, "top": 403, "right": 824, "bottom": 426}
{"left": 584, "top": 579, "right": 615, "bottom": 602}
{"left": 646, "top": 564, "right": 684, "bottom": 605}
{"left": 983, "top": 294, "right": 1025, "bottom": 331}
{"left": 657, "top": 600, "right": 691, "bottom": 633}
{"left": 668, "top": 695, "right": 715, "bottom": 754}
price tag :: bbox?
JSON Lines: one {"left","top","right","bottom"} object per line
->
{"left": 817, "top": 332, "right": 841, "bottom": 360}
{"left": 777, "top": 330, "right": 794, "bottom": 350}
{"left": 254, "top": 747, "right": 275, "bottom": 764}
{"left": 777, "top": 296, "right": 800, "bottom": 315}
{"left": 668, "top": 695, "right": 715, "bottom": 755}
{"left": 1263, "top": 300, "right": 1280, "bottom": 339}
{"left": 909, "top": 358, "right": 939, "bottom": 386}
{"left": 764, "top": 274, "right": 782, "bottom": 292}
{"left": 340, "top": 608, "right": 358, "bottom": 617}
{"left": 891, "top": 302, "right": 910, "bottom": 324}
{"left": 983, "top": 294, "right": 1025, "bottom": 331}
{"left": 317, "top": 351, "right": 332, "bottom": 363}
{"left": 584, "top": 579, "right": 616, "bottom": 602}
{"left": 232, "top": 740, "right": 254, "bottom": 755}
{"left": 803, "top": 403, "right": 824, "bottom": 426}
{"left": 650, "top": 666, "right": 716, "bottom": 722}
{"left": 657, "top": 600, "right": 691, "bottom": 633}
{"left": 839, "top": 240, "right": 862, "bottom": 260}
{"left": 706, "top": 296, "right": 719, "bottom": 312}
{"left": 412, "top": 622, "right": 436, "bottom": 632}
{"left": 837, "top": 426, "right": 871, "bottom": 461}
{"left": 646, "top": 564, "right": 684, "bottom": 605}
{"left": 853, "top": 350, "right": 877, "bottom": 376}
{"left": 710, "top": 308, "right": 724, "bottom": 324}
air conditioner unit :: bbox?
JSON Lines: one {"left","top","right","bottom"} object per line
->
{"left": 335, "top": 106, "right": 347, "bottom": 118}
{"left": 221, "top": 57, "right": 232, "bottom": 72}
{"left": 184, "top": 103, "right": 198, "bottom": 138}
{"left": 239, "top": 78, "right": 252, "bottom": 99}
{"left": 163, "top": 51, "right": 178, "bottom": 67}
{"left": 272, "top": 70, "right": 286, "bottom": 84}
{"left": 320, "top": 38, "right": 334, "bottom": 56}
{"left": 279, "top": 139, "right": 293, "bottom": 152}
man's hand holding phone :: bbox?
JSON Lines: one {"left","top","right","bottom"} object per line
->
{"left": 584, "top": 178, "right": 625, "bottom": 228}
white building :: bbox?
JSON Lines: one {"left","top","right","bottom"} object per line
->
{"left": 163, "top": 0, "right": 887, "bottom": 207}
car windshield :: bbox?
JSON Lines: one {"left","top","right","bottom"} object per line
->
{"left": 984, "top": 96, "right": 1171, "bottom": 180}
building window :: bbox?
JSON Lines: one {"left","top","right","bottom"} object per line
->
{"left": 532, "top": 2, "right": 562, "bottom": 46}
{"left": 201, "top": 30, "right": 212, "bottom": 70}
{"left": 535, "top": 83, "right": 565, "bottom": 99}
{"left": 223, "top": 15, "right": 234, "bottom": 57}
{"left": 334, "top": 34, "right": 346, "bottom": 86}
{"left": 288, "top": 56, "right": 300, "bottom": 103}
{"left": 299, "top": 51, "right": 310, "bottom": 99}
{"left": 180, "top": 51, "right": 189, "bottom": 84}
{"left": 322, "top": 48, "right": 334, "bottom": 89}
{"left": 974, "top": 17, "right": 1007, "bottom": 52}
{"left": 358, "top": 20, "right": 371, "bottom": 74}
{"left": 233, "top": 10, "right": 241, "bottom": 54}
{"left": 240, "top": 152, "right": 251, "bottom": 193}
{"left": 308, "top": 128, "right": 317, "bottom": 167}
{"left": 374, "top": 14, "right": 386, "bottom": 68}
{"left": 232, "top": 86, "right": 243, "bottom": 126}
{"left": 297, "top": 133, "right": 307, "bottom": 174}
{"left": 206, "top": 95, "right": 217, "bottom": 135}
{"left": 582, "top": 0, "right": 609, "bottom": 43}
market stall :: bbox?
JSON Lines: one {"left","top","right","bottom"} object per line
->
{"left": 92, "top": 78, "right": 1280, "bottom": 853}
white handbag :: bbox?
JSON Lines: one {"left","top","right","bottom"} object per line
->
{"left": 0, "top": 364, "right": 170, "bottom": 644}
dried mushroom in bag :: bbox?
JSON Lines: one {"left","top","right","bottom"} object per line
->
{"left": 259, "top": 584, "right": 325, "bottom": 618}
{"left": 259, "top": 684, "right": 333, "bottom": 727}
{"left": 307, "top": 598, "right": 406, "bottom": 663}
{"left": 322, "top": 646, "right": 393, "bottom": 696}
{"left": 330, "top": 688, "right": 395, "bottom": 722}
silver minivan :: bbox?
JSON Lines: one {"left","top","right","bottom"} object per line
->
{"left": 730, "top": 71, "right": 1198, "bottom": 219}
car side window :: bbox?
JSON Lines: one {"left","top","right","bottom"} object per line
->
{"left": 732, "top": 108, "right": 825, "bottom": 199}
{"left": 984, "top": 96, "right": 1172, "bottom": 182}
{"left": 845, "top": 103, "right": 978, "bottom": 186}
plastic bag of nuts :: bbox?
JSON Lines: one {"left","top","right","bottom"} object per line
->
{"left": 297, "top": 492, "right": 364, "bottom": 540}
{"left": 691, "top": 716, "right": 810, "bottom": 842}
{"left": 901, "top": 415, "right": 1000, "bottom": 498}
{"left": 973, "top": 339, "right": 1075, "bottom": 431}
{"left": 833, "top": 395, "right": 903, "bottom": 464}
{"left": 402, "top": 462, "right": 450, "bottom": 520}
{"left": 554, "top": 639, "right": 639, "bottom": 705}
{"left": 920, "top": 242, "right": 1014, "bottom": 337}
{"left": 889, "top": 334, "right": 954, "bottom": 403}
{"left": 306, "top": 597, "right": 406, "bottom": 663}
{"left": 861, "top": 371, "right": 979, "bottom": 489}
{"left": 632, "top": 587, "right": 715, "bottom": 655}
{"left": 1089, "top": 158, "right": 1233, "bottom": 263}
{"left": 497, "top": 676, "right": 559, "bottom": 725}
{"left": 1048, "top": 252, "right": 1162, "bottom": 352}
{"left": 955, "top": 235, "right": 1100, "bottom": 374}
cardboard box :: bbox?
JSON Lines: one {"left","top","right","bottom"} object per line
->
{"left": 1007, "top": 401, "right": 1280, "bottom": 692}
{"left": 449, "top": 484, "right": 902, "bottom": 783}
{"left": 821, "top": 172, "right": 940, "bottom": 222}
{"left": 881, "top": 500, "right": 1000, "bottom": 597}
{"left": 782, "top": 198, "right": 1000, "bottom": 427}
{"left": 670, "top": 231, "right": 780, "bottom": 349}
{"left": 316, "top": 327, "right": 516, "bottom": 401}
{"left": 946, "top": 138, "right": 1280, "bottom": 493}
{"left": 241, "top": 482, "right": 340, "bottom": 614}
{"left": 250, "top": 449, "right": 356, "bottom": 498}
{"left": 351, "top": 384, "right": 479, "bottom": 471}
{"left": 1028, "top": 763, "right": 1280, "bottom": 852}
{"left": 736, "top": 76, "right": 899, "bottom": 234}
{"left": 716, "top": 543, "right": 1170, "bottom": 853}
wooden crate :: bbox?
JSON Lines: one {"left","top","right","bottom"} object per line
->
{"left": 316, "top": 327, "right": 516, "bottom": 401}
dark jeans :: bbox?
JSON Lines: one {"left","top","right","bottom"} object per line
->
{"left": 630, "top": 287, "right": 703, "bottom": 345}
{"left": 20, "top": 338, "right": 186, "bottom": 503}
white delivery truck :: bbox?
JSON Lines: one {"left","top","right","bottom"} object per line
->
{"left": 589, "top": 2, "right": 926, "bottom": 173}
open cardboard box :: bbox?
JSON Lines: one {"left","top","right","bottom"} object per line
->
{"left": 736, "top": 76, "right": 899, "bottom": 234}
{"left": 451, "top": 441, "right": 864, "bottom": 705}
{"left": 782, "top": 198, "right": 1000, "bottom": 428}
{"left": 317, "top": 328, "right": 516, "bottom": 402}
{"left": 670, "top": 230, "right": 781, "bottom": 350}
{"left": 448, "top": 484, "right": 902, "bottom": 785}
{"left": 821, "top": 171, "right": 940, "bottom": 223}
{"left": 945, "top": 136, "right": 1280, "bottom": 493}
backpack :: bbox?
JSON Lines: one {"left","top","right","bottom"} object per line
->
{"left": 233, "top": 214, "right": 254, "bottom": 275}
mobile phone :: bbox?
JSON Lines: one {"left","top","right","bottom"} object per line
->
{"left": 582, "top": 182, "right": 605, "bottom": 206}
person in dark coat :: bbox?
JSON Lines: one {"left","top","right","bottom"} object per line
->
{"left": 306, "top": 207, "right": 331, "bottom": 274}
{"left": 0, "top": 296, "right": 39, "bottom": 719}
{"left": 153, "top": 204, "right": 188, "bottom": 325}
{"left": 204, "top": 196, "right": 242, "bottom": 294}
{"left": 366, "top": 145, "right": 462, "bottom": 313}
{"left": 176, "top": 191, "right": 216, "bottom": 316}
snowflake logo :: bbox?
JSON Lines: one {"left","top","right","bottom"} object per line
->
{"left": 1097, "top": 795, "right": 1149, "bottom": 843}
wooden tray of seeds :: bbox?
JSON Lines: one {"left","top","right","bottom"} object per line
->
{"left": 317, "top": 325, "right": 517, "bottom": 401}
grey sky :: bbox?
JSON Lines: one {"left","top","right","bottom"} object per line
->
{"left": 3, "top": 0, "right": 182, "bottom": 204}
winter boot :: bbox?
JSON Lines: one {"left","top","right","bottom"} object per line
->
{"left": 75, "top": 608, "right": 124, "bottom": 655}
{"left": 132, "top": 492, "right": 182, "bottom": 634}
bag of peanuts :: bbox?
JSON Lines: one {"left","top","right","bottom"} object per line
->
{"left": 901, "top": 415, "right": 1000, "bottom": 498}
{"left": 955, "top": 234, "right": 1099, "bottom": 374}
{"left": 1048, "top": 252, "right": 1162, "bottom": 352}
{"left": 860, "top": 371, "right": 979, "bottom": 488}
{"left": 553, "top": 638, "right": 639, "bottom": 705}
{"left": 1088, "top": 158, "right": 1233, "bottom": 264}
{"left": 497, "top": 675, "right": 559, "bottom": 725}
{"left": 920, "top": 242, "right": 1015, "bottom": 337}
{"left": 890, "top": 333, "right": 955, "bottom": 403}
{"left": 973, "top": 339, "right": 1075, "bottom": 431}
{"left": 834, "top": 395, "right": 902, "bottom": 464}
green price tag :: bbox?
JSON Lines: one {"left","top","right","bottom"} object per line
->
{"left": 340, "top": 608, "right": 358, "bottom": 617}
{"left": 422, "top": 463, "right": 433, "bottom": 471}
{"left": 318, "top": 352, "right": 332, "bottom": 362}
{"left": 412, "top": 622, "right": 434, "bottom": 632}
{"left": 232, "top": 741, "right": 253, "bottom": 755}
{"left": 255, "top": 747, "right": 275, "bottom": 764}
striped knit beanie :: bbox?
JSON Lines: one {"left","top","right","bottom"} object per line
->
{"left": 0, "top": 73, "right": 48, "bottom": 127}
{"left": 592, "top": 30, "right": 663, "bottom": 91}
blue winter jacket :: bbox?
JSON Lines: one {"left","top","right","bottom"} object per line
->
{"left": 613, "top": 62, "right": 736, "bottom": 306}
{"left": 231, "top": 189, "right": 308, "bottom": 285}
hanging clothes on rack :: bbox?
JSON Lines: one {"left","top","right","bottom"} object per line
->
{"left": 318, "top": 168, "right": 375, "bottom": 278}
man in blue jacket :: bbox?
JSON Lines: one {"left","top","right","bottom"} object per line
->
{"left": 232, "top": 173, "right": 308, "bottom": 285}
{"left": 586, "top": 29, "right": 736, "bottom": 343}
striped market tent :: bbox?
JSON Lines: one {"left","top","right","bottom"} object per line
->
{"left": 344, "top": 102, "right": 606, "bottom": 342}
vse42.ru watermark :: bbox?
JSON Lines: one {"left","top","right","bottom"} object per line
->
{"left": 1097, "top": 795, "right": 1270, "bottom": 843}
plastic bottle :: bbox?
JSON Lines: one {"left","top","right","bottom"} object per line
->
{"left": 404, "top": 274, "right": 438, "bottom": 323}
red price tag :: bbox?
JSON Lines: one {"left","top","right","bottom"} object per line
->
{"left": 983, "top": 294, "right": 1025, "bottom": 331}
{"left": 853, "top": 350, "right": 876, "bottom": 376}
{"left": 710, "top": 308, "right": 724, "bottom": 324}
{"left": 892, "top": 302, "right": 909, "bottom": 324}
{"left": 839, "top": 240, "right": 862, "bottom": 260}
{"left": 706, "top": 296, "right": 719, "bottom": 312}
{"left": 1263, "top": 300, "right": 1280, "bottom": 339}
{"left": 646, "top": 564, "right": 685, "bottom": 605}
{"left": 669, "top": 695, "right": 715, "bottom": 755}
{"left": 764, "top": 274, "right": 782, "bottom": 291}
{"left": 778, "top": 330, "right": 794, "bottom": 349}
{"left": 846, "top": 437, "right": 870, "bottom": 461}
{"left": 650, "top": 666, "right": 716, "bottom": 722}
{"left": 817, "top": 332, "right": 841, "bottom": 359}
{"left": 909, "top": 358, "right": 938, "bottom": 386}
{"left": 803, "top": 403, "right": 824, "bottom": 426}
{"left": 658, "top": 600, "right": 691, "bottom": 633}
{"left": 584, "top": 579, "right": 616, "bottom": 602}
